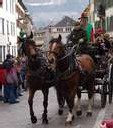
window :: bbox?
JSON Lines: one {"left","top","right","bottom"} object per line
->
{"left": 6, "top": 0, "right": 8, "bottom": 10}
{"left": 11, "top": 22, "right": 12, "bottom": 35}
{"left": 106, "top": 0, "right": 113, "bottom": 9}
{"left": 57, "top": 28, "right": 63, "bottom": 32}
{"left": 9, "top": 0, "right": 14, "bottom": 14}
{"left": 12, "top": 0, "right": 14, "bottom": 14}
{"left": 65, "top": 27, "right": 71, "bottom": 32}
{"left": 11, "top": 22, "right": 15, "bottom": 36}
{"left": 13, "top": 23, "right": 15, "bottom": 36}
{"left": 7, "top": 21, "right": 9, "bottom": 35}
{"left": 110, "top": 16, "right": 113, "bottom": 32}
{"left": 10, "top": 0, "right": 12, "bottom": 13}
{"left": 0, "top": 18, "right": 4, "bottom": 34}
{"left": 0, "top": 46, "right": 2, "bottom": 62}
{"left": 14, "top": 46, "right": 16, "bottom": 56}
{"left": 12, "top": 46, "right": 13, "bottom": 55}
{"left": 107, "top": 17, "right": 111, "bottom": 32}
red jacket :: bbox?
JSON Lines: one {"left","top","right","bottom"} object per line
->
{"left": 0, "top": 69, "right": 6, "bottom": 86}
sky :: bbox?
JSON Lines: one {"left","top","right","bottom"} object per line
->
{"left": 23, "top": 0, "right": 89, "bottom": 28}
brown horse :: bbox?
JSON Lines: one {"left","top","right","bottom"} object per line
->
{"left": 47, "top": 35, "right": 95, "bottom": 124}
{"left": 24, "top": 37, "right": 56, "bottom": 124}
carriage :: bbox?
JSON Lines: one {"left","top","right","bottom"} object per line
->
{"left": 21, "top": 33, "right": 113, "bottom": 124}
{"left": 93, "top": 49, "right": 113, "bottom": 108}
{"left": 67, "top": 43, "right": 113, "bottom": 108}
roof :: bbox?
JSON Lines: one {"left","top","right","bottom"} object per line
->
{"left": 54, "top": 16, "right": 75, "bottom": 27}
{"left": 18, "top": 0, "right": 27, "bottom": 11}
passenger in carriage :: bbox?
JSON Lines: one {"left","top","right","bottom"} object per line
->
{"left": 103, "top": 33, "right": 111, "bottom": 51}
{"left": 94, "top": 33, "right": 105, "bottom": 56}
{"left": 95, "top": 33, "right": 111, "bottom": 56}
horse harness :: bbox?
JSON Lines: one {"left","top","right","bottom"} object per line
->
{"left": 26, "top": 53, "right": 56, "bottom": 86}
{"left": 49, "top": 48, "right": 82, "bottom": 80}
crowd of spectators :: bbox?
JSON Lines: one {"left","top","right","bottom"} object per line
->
{"left": 0, "top": 54, "right": 26, "bottom": 104}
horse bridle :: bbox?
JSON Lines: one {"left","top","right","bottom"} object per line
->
{"left": 48, "top": 43, "right": 77, "bottom": 63}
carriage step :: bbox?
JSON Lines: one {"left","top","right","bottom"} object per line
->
{"left": 95, "top": 78, "right": 104, "bottom": 84}
{"left": 95, "top": 69, "right": 106, "bottom": 72}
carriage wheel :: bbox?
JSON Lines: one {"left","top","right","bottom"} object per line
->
{"left": 101, "top": 83, "right": 107, "bottom": 108}
{"left": 108, "top": 63, "right": 113, "bottom": 104}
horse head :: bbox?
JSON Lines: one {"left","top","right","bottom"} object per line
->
{"left": 19, "top": 32, "right": 44, "bottom": 71}
{"left": 18, "top": 31, "right": 36, "bottom": 57}
{"left": 25, "top": 39, "right": 37, "bottom": 57}
{"left": 47, "top": 35, "right": 66, "bottom": 72}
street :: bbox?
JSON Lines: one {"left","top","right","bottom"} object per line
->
{"left": 0, "top": 88, "right": 113, "bottom": 128}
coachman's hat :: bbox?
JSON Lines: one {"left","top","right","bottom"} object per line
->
{"left": 78, "top": 12, "right": 88, "bottom": 19}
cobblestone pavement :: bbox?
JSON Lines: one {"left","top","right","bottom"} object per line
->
{"left": 0, "top": 88, "right": 113, "bottom": 128}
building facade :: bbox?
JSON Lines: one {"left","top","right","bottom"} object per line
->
{"left": 49, "top": 16, "right": 75, "bottom": 44}
{"left": 0, "top": 0, "right": 17, "bottom": 62}
{"left": 16, "top": 0, "right": 26, "bottom": 36}
{"left": 16, "top": 0, "right": 33, "bottom": 37}
{"left": 91, "top": 0, "right": 113, "bottom": 36}
{"left": 36, "top": 16, "right": 75, "bottom": 50}
{"left": 105, "top": 0, "right": 113, "bottom": 36}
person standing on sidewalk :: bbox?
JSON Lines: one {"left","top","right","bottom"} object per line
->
{"left": 3, "top": 60, "right": 19, "bottom": 104}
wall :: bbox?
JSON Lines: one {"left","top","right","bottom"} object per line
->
{"left": 0, "top": 0, "right": 17, "bottom": 62}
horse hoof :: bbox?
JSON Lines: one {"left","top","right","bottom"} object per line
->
{"left": 87, "top": 112, "right": 92, "bottom": 117}
{"left": 65, "top": 121, "right": 72, "bottom": 126}
{"left": 76, "top": 110, "right": 82, "bottom": 116}
{"left": 31, "top": 116, "right": 37, "bottom": 124}
{"left": 65, "top": 119, "right": 74, "bottom": 126}
{"left": 65, "top": 115, "right": 74, "bottom": 126}
{"left": 42, "top": 119, "right": 48, "bottom": 124}
{"left": 58, "top": 109, "right": 63, "bottom": 115}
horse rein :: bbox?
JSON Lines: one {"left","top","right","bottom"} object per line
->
{"left": 48, "top": 43, "right": 77, "bottom": 62}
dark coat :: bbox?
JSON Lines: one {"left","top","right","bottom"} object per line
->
{"left": 68, "top": 28, "right": 87, "bottom": 45}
